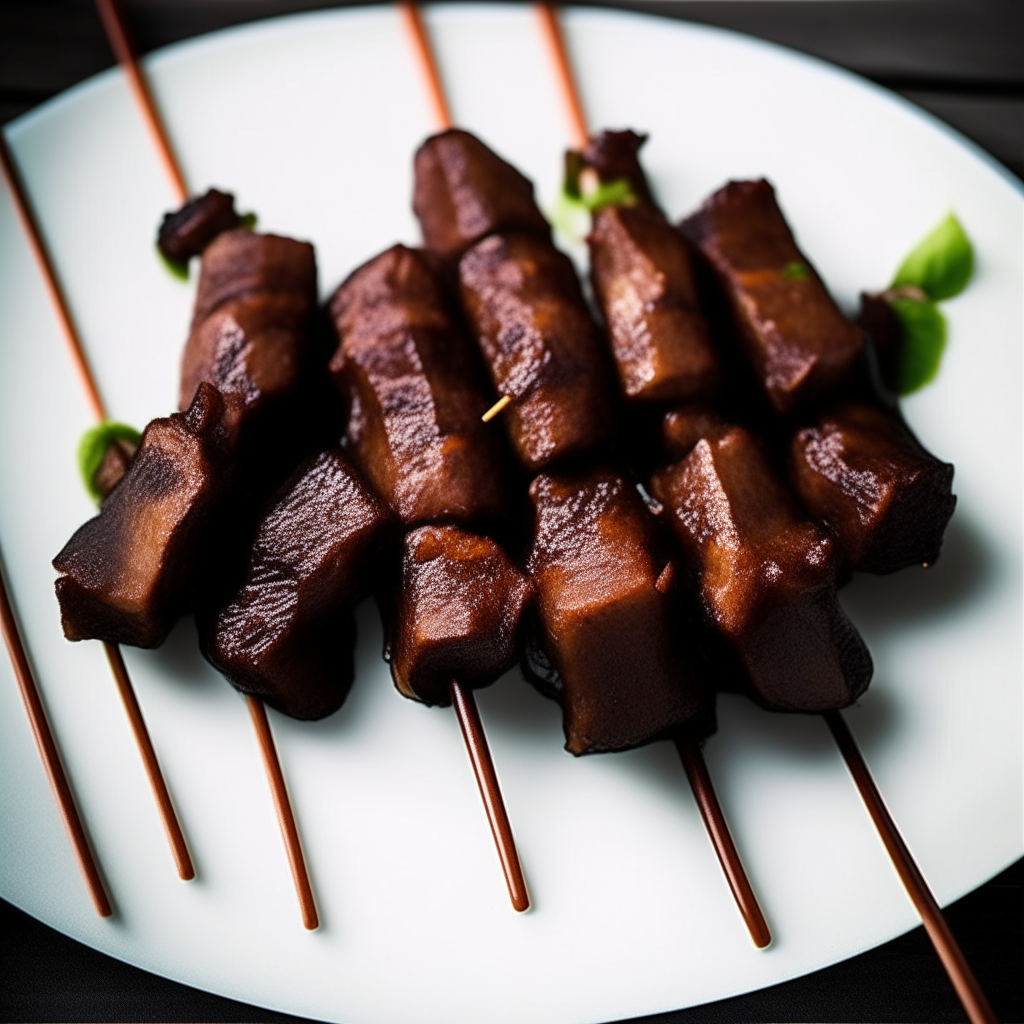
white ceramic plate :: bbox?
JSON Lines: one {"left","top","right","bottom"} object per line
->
{"left": 0, "top": 6, "right": 1020, "bottom": 1023}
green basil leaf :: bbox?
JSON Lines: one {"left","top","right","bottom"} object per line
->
{"left": 78, "top": 422, "right": 141, "bottom": 504}
{"left": 890, "top": 296, "right": 947, "bottom": 395}
{"left": 891, "top": 212, "right": 973, "bottom": 301}
{"left": 239, "top": 211, "right": 258, "bottom": 230}
{"left": 780, "top": 261, "right": 809, "bottom": 281}
{"left": 157, "top": 246, "right": 190, "bottom": 281}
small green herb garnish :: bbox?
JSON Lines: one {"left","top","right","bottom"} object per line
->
{"left": 882, "top": 212, "right": 973, "bottom": 395}
{"left": 889, "top": 295, "right": 947, "bottom": 395}
{"left": 78, "top": 422, "right": 141, "bottom": 504}
{"left": 239, "top": 211, "right": 258, "bottom": 230}
{"left": 780, "top": 261, "right": 809, "bottom": 281}
{"left": 158, "top": 246, "right": 190, "bottom": 281}
{"left": 552, "top": 177, "right": 637, "bottom": 241}
{"left": 892, "top": 212, "right": 973, "bottom": 302}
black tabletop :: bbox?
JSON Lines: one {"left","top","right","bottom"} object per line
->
{"left": 1, "top": 2, "right": 1021, "bottom": 1022}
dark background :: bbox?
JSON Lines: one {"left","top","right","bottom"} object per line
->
{"left": 1, "top": 2, "right": 1021, "bottom": 1022}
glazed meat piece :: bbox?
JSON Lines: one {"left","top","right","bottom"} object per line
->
{"left": 526, "top": 467, "right": 708, "bottom": 755}
{"left": 200, "top": 449, "right": 391, "bottom": 720}
{"left": 572, "top": 129, "right": 656, "bottom": 208}
{"left": 53, "top": 383, "right": 236, "bottom": 648}
{"left": 188, "top": 228, "right": 317, "bottom": 332}
{"left": 459, "top": 232, "right": 615, "bottom": 470}
{"left": 680, "top": 180, "right": 864, "bottom": 417}
{"left": 179, "top": 228, "right": 321, "bottom": 485}
{"left": 590, "top": 202, "right": 719, "bottom": 402}
{"left": 856, "top": 291, "right": 904, "bottom": 395}
{"left": 388, "top": 525, "right": 532, "bottom": 707}
{"left": 157, "top": 189, "right": 241, "bottom": 263}
{"left": 413, "top": 129, "right": 551, "bottom": 263}
{"left": 791, "top": 404, "right": 956, "bottom": 574}
{"left": 650, "top": 426, "right": 872, "bottom": 712}
{"left": 328, "top": 245, "right": 505, "bottom": 525}
{"left": 660, "top": 404, "right": 730, "bottom": 462}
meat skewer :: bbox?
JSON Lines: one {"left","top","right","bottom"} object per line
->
{"left": 539, "top": 9, "right": 991, "bottom": 1012}
{"left": 327, "top": 242, "right": 531, "bottom": 911}
{"left": 0, "top": 132, "right": 193, "bottom": 886}
{"left": 65, "top": 0, "right": 323, "bottom": 925}
{"left": 400, "top": 7, "right": 769, "bottom": 946}
{"left": 538, "top": 10, "right": 996, "bottom": 1017}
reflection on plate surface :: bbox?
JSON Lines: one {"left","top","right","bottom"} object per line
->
{"left": 0, "top": 6, "right": 1020, "bottom": 1024}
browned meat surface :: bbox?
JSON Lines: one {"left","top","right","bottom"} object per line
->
{"left": 791, "top": 404, "right": 956, "bottom": 574}
{"left": 188, "top": 228, "right": 317, "bottom": 332}
{"left": 650, "top": 426, "right": 872, "bottom": 712}
{"left": 387, "top": 525, "right": 532, "bottom": 707}
{"left": 680, "top": 180, "right": 864, "bottom": 417}
{"left": 459, "top": 232, "right": 615, "bottom": 470}
{"left": 413, "top": 129, "right": 550, "bottom": 263}
{"left": 590, "top": 203, "right": 718, "bottom": 402}
{"left": 660, "top": 404, "right": 730, "bottom": 462}
{"left": 53, "top": 383, "right": 237, "bottom": 648}
{"left": 157, "top": 189, "right": 240, "bottom": 263}
{"left": 856, "top": 291, "right": 904, "bottom": 394}
{"left": 200, "top": 449, "right": 392, "bottom": 720}
{"left": 575, "top": 129, "right": 656, "bottom": 208}
{"left": 526, "top": 467, "right": 708, "bottom": 755}
{"left": 328, "top": 245, "right": 505, "bottom": 525}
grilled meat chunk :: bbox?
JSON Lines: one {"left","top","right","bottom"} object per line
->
{"left": 526, "top": 467, "right": 708, "bottom": 755}
{"left": 413, "top": 129, "right": 550, "bottom": 263}
{"left": 660, "top": 404, "right": 731, "bottom": 462}
{"left": 53, "top": 383, "right": 236, "bottom": 648}
{"left": 651, "top": 426, "right": 872, "bottom": 712}
{"left": 459, "top": 232, "right": 615, "bottom": 470}
{"left": 388, "top": 525, "right": 532, "bottom": 707}
{"left": 680, "top": 180, "right": 864, "bottom": 417}
{"left": 157, "top": 188, "right": 241, "bottom": 263}
{"left": 329, "top": 245, "right": 505, "bottom": 525}
{"left": 791, "top": 404, "right": 956, "bottom": 574}
{"left": 573, "top": 129, "right": 656, "bottom": 209}
{"left": 200, "top": 449, "right": 391, "bottom": 720}
{"left": 590, "top": 202, "right": 718, "bottom": 402}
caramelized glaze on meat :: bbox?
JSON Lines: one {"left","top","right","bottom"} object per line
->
{"left": 200, "top": 449, "right": 391, "bottom": 720}
{"left": 53, "top": 383, "right": 236, "bottom": 648}
{"left": 791, "top": 404, "right": 956, "bottom": 573}
{"left": 388, "top": 525, "right": 532, "bottom": 707}
{"left": 650, "top": 426, "right": 872, "bottom": 712}
{"left": 329, "top": 245, "right": 505, "bottom": 525}
{"left": 660, "top": 404, "right": 731, "bottom": 462}
{"left": 590, "top": 203, "right": 718, "bottom": 402}
{"left": 526, "top": 467, "right": 707, "bottom": 754}
{"left": 413, "top": 129, "right": 551, "bottom": 263}
{"left": 459, "top": 232, "right": 615, "bottom": 470}
{"left": 681, "top": 180, "right": 864, "bottom": 417}
{"left": 157, "top": 189, "right": 241, "bottom": 263}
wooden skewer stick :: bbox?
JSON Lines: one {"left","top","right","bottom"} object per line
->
{"left": 397, "top": 3, "right": 453, "bottom": 132}
{"left": 0, "top": 135, "right": 106, "bottom": 423}
{"left": 0, "top": 552, "right": 112, "bottom": 917}
{"left": 105, "top": 643, "right": 194, "bottom": 880}
{"left": 675, "top": 734, "right": 771, "bottom": 948}
{"left": 247, "top": 696, "right": 319, "bottom": 930}
{"left": 93, "top": 0, "right": 188, "bottom": 204}
{"left": 481, "top": 394, "right": 512, "bottom": 422}
{"left": 94, "top": 0, "right": 323, "bottom": 924}
{"left": 0, "top": 130, "right": 193, "bottom": 883}
{"left": 825, "top": 711, "right": 996, "bottom": 1024}
{"left": 534, "top": 3, "right": 771, "bottom": 946}
{"left": 534, "top": 4, "right": 588, "bottom": 150}
{"left": 450, "top": 681, "right": 530, "bottom": 912}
